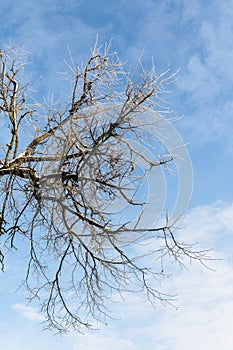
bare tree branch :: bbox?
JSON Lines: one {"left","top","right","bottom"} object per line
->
{"left": 0, "top": 44, "right": 209, "bottom": 334}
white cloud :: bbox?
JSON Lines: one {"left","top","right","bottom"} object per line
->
{"left": 70, "top": 331, "right": 136, "bottom": 350}
{"left": 12, "top": 304, "right": 44, "bottom": 321}
{"left": 0, "top": 1, "right": 232, "bottom": 348}
{"left": 60, "top": 201, "right": 233, "bottom": 349}
{"left": 175, "top": 1, "right": 233, "bottom": 147}
{"left": 150, "top": 259, "right": 233, "bottom": 349}
{"left": 1, "top": 202, "right": 233, "bottom": 350}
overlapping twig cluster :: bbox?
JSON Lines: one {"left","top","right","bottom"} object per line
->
{"left": 0, "top": 44, "right": 209, "bottom": 333}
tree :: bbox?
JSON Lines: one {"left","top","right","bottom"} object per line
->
{"left": 0, "top": 43, "right": 208, "bottom": 333}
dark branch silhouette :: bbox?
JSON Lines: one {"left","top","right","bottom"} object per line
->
{"left": 0, "top": 43, "right": 210, "bottom": 333}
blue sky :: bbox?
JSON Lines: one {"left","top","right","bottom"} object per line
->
{"left": 1, "top": 0, "right": 233, "bottom": 348}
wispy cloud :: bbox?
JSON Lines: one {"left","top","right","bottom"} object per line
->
{"left": 0, "top": 1, "right": 232, "bottom": 348}
{"left": 70, "top": 331, "right": 136, "bottom": 350}
{"left": 3, "top": 0, "right": 233, "bottom": 149}
{"left": 12, "top": 304, "right": 44, "bottom": 321}
{"left": 1, "top": 202, "right": 233, "bottom": 349}
{"left": 67, "top": 201, "right": 233, "bottom": 349}
{"left": 175, "top": 0, "right": 233, "bottom": 147}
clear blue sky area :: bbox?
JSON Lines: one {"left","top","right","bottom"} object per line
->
{"left": 1, "top": 1, "right": 233, "bottom": 349}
